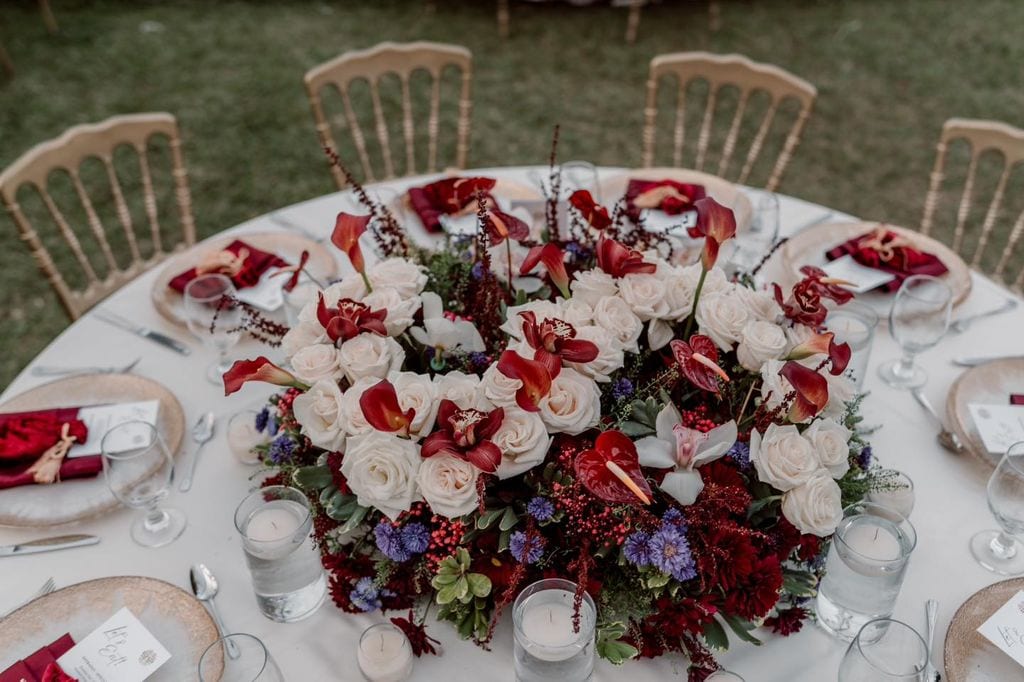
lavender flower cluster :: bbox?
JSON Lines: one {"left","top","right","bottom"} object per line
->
{"left": 622, "top": 508, "right": 696, "bottom": 582}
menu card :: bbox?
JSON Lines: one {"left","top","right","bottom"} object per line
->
{"left": 978, "top": 589, "right": 1024, "bottom": 669}
{"left": 67, "top": 401, "right": 160, "bottom": 459}
{"left": 234, "top": 266, "right": 286, "bottom": 311}
{"left": 57, "top": 608, "right": 170, "bottom": 681}
{"left": 968, "top": 403, "right": 1024, "bottom": 456}
{"left": 819, "top": 254, "right": 897, "bottom": 294}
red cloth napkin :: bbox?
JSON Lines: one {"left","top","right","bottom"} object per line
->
{"left": 0, "top": 408, "right": 99, "bottom": 490}
{"left": 168, "top": 239, "right": 289, "bottom": 293}
{"left": 406, "top": 177, "right": 497, "bottom": 233}
{"left": 1011, "top": 394, "right": 1024, "bottom": 406}
{"left": 0, "top": 634, "right": 76, "bottom": 682}
{"left": 825, "top": 227, "right": 948, "bottom": 292}
{"left": 624, "top": 178, "right": 706, "bottom": 221}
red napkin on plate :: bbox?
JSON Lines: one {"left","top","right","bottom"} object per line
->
{"left": 0, "top": 634, "right": 77, "bottom": 682}
{"left": 0, "top": 408, "right": 98, "bottom": 490}
{"left": 1011, "top": 394, "right": 1024, "bottom": 406}
{"left": 825, "top": 226, "right": 948, "bottom": 292}
{"left": 624, "top": 179, "right": 706, "bottom": 221}
{"left": 168, "top": 239, "right": 289, "bottom": 293}
{"left": 406, "top": 176, "right": 497, "bottom": 233}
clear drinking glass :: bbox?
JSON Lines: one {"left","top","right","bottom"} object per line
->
{"left": 184, "top": 273, "right": 243, "bottom": 384}
{"left": 101, "top": 421, "right": 186, "bottom": 548}
{"left": 198, "top": 633, "right": 284, "bottom": 682}
{"left": 357, "top": 623, "right": 414, "bottom": 682}
{"left": 513, "top": 578, "right": 596, "bottom": 682}
{"left": 971, "top": 441, "right": 1024, "bottom": 575}
{"left": 877, "top": 274, "right": 952, "bottom": 389}
{"left": 837, "top": 618, "right": 928, "bottom": 681}
{"left": 826, "top": 301, "right": 879, "bottom": 390}
{"left": 561, "top": 161, "right": 601, "bottom": 202}
{"left": 725, "top": 191, "right": 779, "bottom": 274}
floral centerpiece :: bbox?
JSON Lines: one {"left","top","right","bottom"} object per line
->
{"left": 225, "top": 147, "right": 878, "bottom": 679}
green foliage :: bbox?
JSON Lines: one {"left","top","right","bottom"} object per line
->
{"left": 292, "top": 464, "right": 333, "bottom": 490}
{"left": 596, "top": 623, "right": 639, "bottom": 665}
{"left": 431, "top": 548, "right": 493, "bottom": 606}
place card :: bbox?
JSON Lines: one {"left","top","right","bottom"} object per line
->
{"left": 639, "top": 208, "right": 697, "bottom": 233}
{"left": 967, "top": 403, "right": 1024, "bottom": 456}
{"left": 977, "top": 589, "right": 1024, "bottom": 669}
{"left": 67, "top": 400, "right": 161, "bottom": 459}
{"left": 234, "top": 267, "right": 286, "bottom": 311}
{"left": 819, "top": 254, "right": 896, "bottom": 294}
{"left": 56, "top": 607, "right": 170, "bottom": 682}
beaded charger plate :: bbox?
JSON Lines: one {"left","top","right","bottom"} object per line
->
{"left": 944, "top": 577, "right": 1024, "bottom": 681}
{"left": 947, "top": 357, "right": 1024, "bottom": 469}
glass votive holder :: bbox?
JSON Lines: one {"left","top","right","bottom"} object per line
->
{"left": 706, "top": 672, "right": 746, "bottom": 682}
{"left": 866, "top": 470, "right": 915, "bottom": 520}
{"left": 513, "top": 578, "right": 596, "bottom": 682}
{"left": 198, "top": 633, "right": 284, "bottom": 682}
{"left": 234, "top": 485, "right": 327, "bottom": 623}
{"left": 816, "top": 501, "right": 917, "bottom": 641}
{"left": 227, "top": 410, "right": 269, "bottom": 465}
{"left": 838, "top": 618, "right": 929, "bottom": 681}
{"left": 826, "top": 301, "right": 878, "bottom": 390}
{"left": 357, "top": 623, "right": 414, "bottom": 682}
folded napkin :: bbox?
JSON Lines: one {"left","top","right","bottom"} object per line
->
{"left": 0, "top": 408, "right": 98, "bottom": 490}
{"left": 168, "top": 239, "right": 289, "bottom": 293}
{"left": 825, "top": 227, "right": 948, "bottom": 292}
{"left": 1011, "top": 394, "right": 1024, "bottom": 406}
{"left": 0, "top": 634, "right": 77, "bottom": 682}
{"left": 407, "top": 176, "right": 497, "bottom": 233}
{"left": 625, "top": 178, "right": 706, "bottom": 222}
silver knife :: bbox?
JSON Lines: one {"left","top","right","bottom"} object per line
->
{"left": 953, "top": 354, "right": 1024, "bottom": 367}
{"left": 0, "top": 534, "right": 99, "bottom": 557}
{"left": 94, "top": 309, "right": 191, "bottom": 355}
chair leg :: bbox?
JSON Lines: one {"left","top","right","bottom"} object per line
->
{"left": 0, "top": 40, "right": 13, "bottom": 78}
{"left": 498, "top": 0, "right": 510, "bottom": 39}
{"left": 40, "top": 0, "right": 58, "bottom": 34}
{"left": 709, "top": 0, "right": 721, "bottom": 31}
{"left": 625, "top": 0, "right": 643, "bottom": 44}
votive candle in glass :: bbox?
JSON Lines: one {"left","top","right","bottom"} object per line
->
{"left": 513, "top": 579, "right": 596, "bottom": 682}
{"left": 357, "top": 623, "right": 413, "bottom": 682}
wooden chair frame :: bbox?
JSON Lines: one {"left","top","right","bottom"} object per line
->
{"left": 0, "top": 113, "right": 196, "bottom": 319}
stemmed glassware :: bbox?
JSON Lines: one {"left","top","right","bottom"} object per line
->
{"left": 724, "top": 191, "right": 779, "bottom": 275}
{"left": 877, "top": 274, "right": 952, "bottom": 389}
{"left": 198, "top": 634, "right": 284, "bottom": 682}
{"left": 971, "top": 441, "right": 1024, "bottom": 575}
{"left": 101, "top": 421, "right": 185, "bottom": 548}
{"left": 838, "top": 618, "right": 929, "bottom": 681}
{"left": 184, "top": 274, "right": 243, "bottom": 384}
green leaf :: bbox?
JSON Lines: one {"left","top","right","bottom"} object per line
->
{"left": 645, "top": 572, "right": 670, "bottom": 589}
{"left": 702, "top": 617, "right": 729, "bottom": 651}
{"left": 597, "top": 640, "right": 639, "bottom": 665}
{"left": 432, "top": 572, "right": 460, "bottom": 587}
{"left": 467, "top": 573, "right": 492, "bottom": 598}
{"left": 619, "top": 419, "right": 655, "bottom": 437}
{"left": 338, "top": 504, "right": 369, "bottom": 534}
{"left": 476, "top": 508, "right": 505, "bottom": 530}
{"left": 318, "top": 485, "right": 339, "bottom": 506}
{"left": 436, "top": 583, "right": 460, "bottom": 605}
{"left": 722, "top": 614, "right": 762, "bottom": 646}
{"left": 292, "top": 465, "right": 333, "bottom": 490}
{"left": 747, "top": 495, "right": 782, "bottom": 517}
{"left": 454, "top": 576, "right": 470, "bottom": 602}
{"left": 498, "top": 528, "right": 512, "bottom": 553}
{"left": 498, "top": 507, "right": 519, "bottom": 531}
{"left": 782, "top": 570, "right": 818, "bottom": 597}
{"left": 456, "top": 548, "right": 471, "bottom": 570}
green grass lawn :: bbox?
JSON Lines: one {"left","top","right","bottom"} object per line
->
{"left": 1, "top": 0, "right": 1023, "bottom": 387}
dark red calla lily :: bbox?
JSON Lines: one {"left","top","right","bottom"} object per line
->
{"left": 518, "top": 311, "right": 599, "bottom": 378}
{"left": 568, "top": 190, "right": 612, "bottom": 231}
{"left": 520, "top": 243, "right": 570, "bottom": 298}
{"left": 484, "top": 208, "right": 530, "bottom": 246}
{"left": 316, "top": 294, "right": 387, "bottom": 343}
{"left": 574, "top": 430, "right": 652, "bottom": 505}
{"left": 596, "top": 238, "right": 657, "bottom": 278}
{"left": 780, "top": 361, "right": 829, "bottom": 423}
{"left": 496, "top": 350, "right": 553, "bottom": 412}
{"left": 788, "top": 331, "right": 852, "bottom": 376}
{"left": 331, "top": 212, "right": 371, "bottom": 275}
{"left": 359, "top": 379, "right": 416, "bottom": 436}
{"left": 273, "top": 250, "right": 310, "bottom": 292}
{"left": 687, "top": 197, "right": 737, "bottom": 270}
{"left": 670, "top": 335, "right": 730, "bottom": 394}
{"left": 223, "top": 357, "right": 304, "bottom": 396}
{"left": 420, "top": 400, "right": 504, "bottom": 473}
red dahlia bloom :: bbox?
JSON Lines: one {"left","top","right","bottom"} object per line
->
{"left": 518, "top": 311, "right": 599, "bottom": 378}
{"left": 316, "top": 293, "right": 387, "bottom": 343}
{"left": 568, "top": 190, "right": 612, "bottom": 231}
{"left": 331, "top": 212, "right": 371, "bottom": 275}
{"left": 420, "top": 400, "right": 504, "bottom": 473}
{"left": 721, "top": 555, "right": 783, "bottom": 621}
{"left": 596, "top": 237, "right": 657, "bottom": 278}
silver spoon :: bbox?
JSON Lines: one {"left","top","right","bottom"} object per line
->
{"left": 179, "top": 412, "right": 215, "bottom": 492}
{"left": 924, "top": 599, "right": 939, "bottom": 681}
{"left": 949, "top": 298, "right": 1018, "bottom": 334}
{"left": 911, "top": 389, "right": 964, "bottom": 453}
{"left": 189, "top": 564, "right": 240, "bottom": 659}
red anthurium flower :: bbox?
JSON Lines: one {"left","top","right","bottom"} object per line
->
{"left": 421, "top": 400, "right": 505, "bottom": 473}
{"left": 331, "top": 212, "right": 371, "bottom": 274}
{"left": 670, "top": 335, "right": 730, "bottom": 394}
{"left": 484, "top": 208, "right": 530, "bottom": 246}
{"left": 596, "top": 238, "right": 657, "bottom": 278}
{"left": 223, "top": 357, "right": 304, "bottom": 396}
{"left": 359, "top": 379, "right": 416, "bottom": 436}
{"left": 519, "top": 311, "right": 599, "bottom": 378}
{"left": 274, "top": 250, "right": 310, "bottom": 292}
{"left": 520, "top": 243, "right": 570, "bottom": 298}
{"left": 687, "top": 197, "right": 737, "bottom": 270}
{"left": 568, "top": 190, "right": 612, "bottom": 231}
{"left": 780, "top": 361, "right": 829, "bottom": 423}
{"left": 496, "top": 350, "right": 552, "bottom": 412}
{"left": 316, "top": 293, "right": 387, "bottom": 343}
{"left": 574, "top": 430, "right": 653, "bottom": 505}
{"left": 788, "top": 331, "right": 852, "bottom": 376}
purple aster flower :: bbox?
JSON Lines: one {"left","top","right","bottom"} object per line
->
{"left": 349, "top": 576, "right": 382, "bottom": 612}
{"left": 469, "top": 351, "right": 489, "bottom": 369}
{"left": 564, "top": 242, "right": 592, "bottom": 261}
{"left": 622, "top": 531, "right": 652, "bottom": 567}
{"left": 661, "top": 508, "right": 688, "bottom": 532}
{"left": 509, "top": 531, "right": 545, "bottom": 564}
{"left": 726, "top": 441, "right": 751, "bottom": 470}
{"left": 857, "top": 446, "right": 873, "bottom": 470}
{"left": 267, "top": 435, "right": 294, "bottom": 464}
{"left": 648, "top": 527, "right": 696, "bottom": 582}
{"left": 526, "top": 497, "right": 555, "bottom": 521}
{"left": 267, "top": 415, "right": 279, "bottom": 436}
{"left": 374, "top": 521, "right": 410, "bottom": 562}
{"left": 471, "top": 261, "right": 485, "bottom": 280}
{"left": 611, "top": 378, "right": 634, "bottom": 401}
{"left": 400, "top": 522, "right": 430, "bottom": 555}
{"left": 254, "top": 407, "right": 269, "bottom": 433}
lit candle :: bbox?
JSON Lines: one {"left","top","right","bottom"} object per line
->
{"left": 357, "top": 623, "right": 413, "bottom": 682}
{"left": 243, "top": 500, "right": 305, "bottom": 558}
{"left": 843, "top": 518, "right": 902, "bottom": 562}
{"left": 227, "top": 411, "right": 266, "bottom": 465}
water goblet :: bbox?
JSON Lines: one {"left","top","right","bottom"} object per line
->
{"left": 724, "top": 191, "right": 779, "bottom": 274}
{"left": 184, "top": 273, "right": 243, "bottom": 384}
{"left": 199, "top": 633, "right": 284, "bottom": 682}
{"left": 838, "top": 618, "right": 928, "bottom": 681}
{"left": 877, "top": 274, "right": 952, "bottom": 389}
{"left": 561, "top": 160, "right": 601, "bottom": 202}
{"left": 971, "top": 441, "right": 1024, "bottom": 575}
{"left": 101, "top": 421, "right": 185, "bottom": 548}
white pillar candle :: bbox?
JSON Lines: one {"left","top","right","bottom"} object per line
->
{"left": 357, "top": 624, "right": 413, "bottom": 682}
{"left": 243, "top": 500, "right": 305, "bottom": 558}
{"left": 843, "top": 518, "right": 902, "bottom": 562}
{"left": 227, "top": 412, "right": 266, "bottom": 464}
{"left": 520, "top": 602, "right": 579, "bottom": 657}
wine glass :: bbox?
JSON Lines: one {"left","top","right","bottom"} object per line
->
{"left": 101, "top": 421, "right": 185, "bottom": 548}
{"left": 724, "top": 191, "right": 779, "bottom": 274}
{"left": 199, "top": 634, "right": 284, "bottom": 682}
{"left": 971, "top": 441, "right": 1024, "bottom": 575}
{"left": 838, "top": 618, "right": 928, "bottom": 681}
{"left": 877, "top": 274, "right": 952, "bottom": 389}
{"left": 184, "top": 274, "right": 243, "bottom": 384}
{"left": 562, "top": 160, "right": 601, "bottom": 202}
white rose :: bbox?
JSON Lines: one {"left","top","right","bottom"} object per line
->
{"left": 568, "top": 325, "right": 624, "bottom": 382}
{"left": 337, "top": 334, "right": 405, "bottom": 382}
{"left": 292, "top": 379, "right": 346, "bottom": 451}
{"left": 362, "top": 287, "right": 422, "bottom": 336}
{"left": 618, "top": 272, "right": 669, "bottom": 321}
{"left": 390, "top": 371, "right": 439, "bottom": 439}
{"left": 492, "top": 407, "right": 552, "bottom": 479}
{"left": 338, "top": 377, "right": 377, "bottom": 436}
{"left": 538, "top": 368, "right": 601, "bottom": 435}
{"left": 282, "top": 321, "right": 327, "bottom": 359}
{"left": 436, "top": 371, "right": 486, "bottom": 410}
{"left": 735, "top": 285, "right": 783, "bottom": 323}
{"left": 750, "top": 423, "right": 821, "bottom": 491}
{"left": 417, "top": 454, "right": 479, "bottom": 518}
{"left": 560, "top": 298, "right": 594, "bottom": 329}
{"left": 696, "top": 292, "right": 751, "bottom": 350}
{"left": 368, "top": 258, "right": 427, "bottom": 298}
{"left": 570, "top": 269, "right": 618, "bottom": 307}
{"left": 500, "top": 300, "right": 564, "bottom": 339}
{"left": 298, "top": 277, "right": 366, "bottom": 323}
{"left": 822, "top": 371, "right": 856, "bottom": 420}
{"left": 736, "top": 320, "right": 789, "bottom": 372}
{"left": 342, "top": 431, "right": 421, "bottom": 520}
{"left": 481, "top": 364, "right": 521, "bottom": 408}
{"left": 659, "top": 266, "right": 697, "bottom": 321}
{"left": 805, "top": 418, "right": 852, "bottom": 478}
{"left": 781, "top": 470, "right": 844, "bottom": 536}
{"left": 786, "top": 323, "right": 816, "bottom": 349}
{"left": 289, "top": 343, "right": 343, "bottom": 384}
{"left": 680, "top": 262, "right": 729, "bottom": 296}
{"left": 591, "top": 295, "right": 643, "bottom": 353}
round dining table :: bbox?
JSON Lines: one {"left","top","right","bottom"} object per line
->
{"left": 1, "top": 165, "right": 1020, "bottom": 681}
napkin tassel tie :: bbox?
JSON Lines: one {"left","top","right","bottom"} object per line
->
{"left": 196, "top": 247, "right": 250, "bottom": 277}
{"left": 25, "top": 422, "right": 77, "bottom": 484}
{"left": 858, "top": 227, "right": 912, "bottom": 263}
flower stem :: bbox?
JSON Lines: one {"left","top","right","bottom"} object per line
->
{"left": 360, "top": 270, "right": 373, "bottom": 294}
{"left": 683, "top": 266, "right": 708, "bottom": 338}
{"left": 505, "top": 239, "right": 514, "bottom": 297}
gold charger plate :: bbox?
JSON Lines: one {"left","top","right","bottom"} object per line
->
{"left": 944, "top": 577, "right": 1024, "bottom": 681}
{"left": 151, "top": 231, "right": 338, "bottom": 327}
{"left": 781, "top": 221, "right": 972, "bottom": 313}
{"left": 0, "top": 576, "right": 222, "bottom": 680}
{"left": 947, "top": 357, "right": 1024, "bottom": 468}
{"left": 0, "top": 374, "right": 185, "bottom": 527}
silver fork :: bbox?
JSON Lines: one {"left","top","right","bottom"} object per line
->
{"left": 31, "top": 357, "right": 140, "bottom": 377}
{"left": 2, "top": 577, "right": 55, "bottom": 618}
{"left": 949, "top": 297, "right": 1018, "bottom": 334}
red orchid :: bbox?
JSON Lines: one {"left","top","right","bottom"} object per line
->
{"left": 788, "top": 331, "right": 852, "bottom": 376}
{"left": 773, "top": 282, "right": 828, "bottom": 328}
{"left": 359, "top": 379, "right": 416, "bottom": 436}
{"left": 420, "top": 400, "right": 505, "bottom": 473}
{"left": 799, "top": 266, "right": 855, "bottom": 304}
{"left": 519, "top": 311, "right": 599, "bottom": 378}
{"left": 520, "top": 243, "right": 570, "bottom": 298}
{"left": 496, "top": 350, "right": 553, "bottom": 412}
{"left": 223, "top": 357, "right": 304, "bottom": 396}
{"left": 780, "top": 361, "right": 829, "bottom": 423}
{"left": 272, "top": 249, "right": 310, "bottom": 292}
{"left": 686, "top": 197, "right": 737, "bottom": 270}
{"left": 483, "top": 208, "right": 530, "bottom": 246}
{"left": 316, "top": 293, "right": 387, "bottom": 343}
{"left": 670, "top": 335, "right": 730, "bottom": 393}
{"left": 568, "top": 190, "right": 612, "bottom": 231}
{"left": 574, "top": 430, "right": 653, "bottom": 505}
{"left": 331, "top": 212, "right": 370, "bottom": 275}
{"left": 596, "top": 237, "right": 657, "bottom": 278}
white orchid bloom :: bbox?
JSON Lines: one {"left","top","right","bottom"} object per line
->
{"left": 409, "top": 291, "right": 485, "bottom": 353}
{"left": 635, "top": 403, "right": 737, "bottom": 505}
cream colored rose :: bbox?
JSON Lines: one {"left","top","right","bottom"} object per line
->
{"left": 591, "top": 295, "right": 643, "bottom": 353}
{"left": 618, "top": 272, "right": 669, "bottom": 321}
{"left": 417, "top": 454, "right": 479, "bottom": 518}
{"left": 481, "top": 364, "right": 521, "bottom": 408}
{"left": 436, "top": 371, "right": 485, "bottom": 410}
{"left": 492, "top": 407, "right": 552, "bottom": 479}
{"left": 781, "top": 469, "right": 843, "bottom": 536}
{"left": 696, "top": 292, "right": 751, "bottom": 351}
{"left": 560, "top": 298, "right": 594, "bottom": 329}
{"left": 282, "top": 321, "right": 327, "bottom": 360}
{"left": 337, "top": 334, "right": 405, "bottom": 383}
{"left": 292, "top": 379, "right": 346, "bottom": 451}
{"left": 567, "top": 325, "right": 625, "bottom": 382}
{"left": 341, "top": 431, "right": 421, "bottom": 520}
{"left": 362, "top": 287, "right": 422, "bottom": 336}
{"left": 570, "top": 269, "right": 618, "bottom": 307}
{"left": 659, "top": 265, "right": 697, "bottom": 321}
{"left": 390, "top": 371, "right": 439, "bottom": 440}
{"left": 338, "top": 376, "right": 377, "bottom": 436}
{"left": 538, "top": 368, "right": 601, "bottom": 435}
{"left": 735, "top": 285, "right": 783, "bottom": 323}
{"left": 289, "top": 343, "right": 343, "bottom": 384}
{"left": 750, "top": 423, "right": 820, "bottom": 491}
{"left": 368, "top": 258, "right": 427, "bottom": 298}
{"left": 680, "top": 262, "right": 729, "bottom": 296}
{"left": 736, "top": 320, "right": 789, "bottom": 372}
{"left": 804, "top": 418, "right": 852, "bottom": 478}
{"left": 822, "top": 371, "right": 856, "bottom": 420}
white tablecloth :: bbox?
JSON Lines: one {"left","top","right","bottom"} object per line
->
{"left": 1, "top": 166, "right": 1019, "bottom": 681}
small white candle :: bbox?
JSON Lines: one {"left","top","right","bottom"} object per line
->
{"left": 357, "top": 624, "right": 413, "bottom": 682}
{"left": 227, "top": 412, "right": 266, "bottom": 464}
{"left": 843, "top": 519, "right": 902, "bottom": 562}
{"left": 244, "top": 500, "right": 305, "bottom": 558}
{"left": 518, "top": 590, "right": 594, "bottom": 662}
